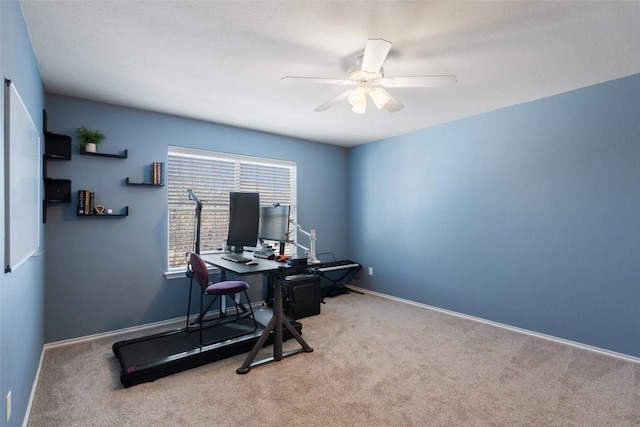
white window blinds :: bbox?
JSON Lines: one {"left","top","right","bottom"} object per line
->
{"left": 167, "top": 146, "right": 296, "bottom": 270}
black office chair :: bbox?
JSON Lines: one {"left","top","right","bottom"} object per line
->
{"left": 186, "top": 252, "right": 258, "bottom": 346}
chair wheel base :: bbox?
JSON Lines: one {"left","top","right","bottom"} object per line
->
{"left": 236, "top": 367, "right": 250, "bottom": 375}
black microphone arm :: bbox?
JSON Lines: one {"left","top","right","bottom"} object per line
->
{"left": 187, "top": 189, "right": 203, "bottom": 254}
{"left": 187, "top": 189, "right": 202, "bottom": 208}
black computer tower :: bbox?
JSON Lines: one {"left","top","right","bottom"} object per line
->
{"left": 269, "top": 274, "right": 321, "bottom": 319}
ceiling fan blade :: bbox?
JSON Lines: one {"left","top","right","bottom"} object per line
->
{"left": 384, "top": 92, "right": 404, "bottom": 113}
{"left": 282, "top": 76, "right": 355, "bottom": 86}
{"left": 314, "top": 90, "right": 352, "bottom": 112}
{"left": 360, "top": 38, "right": 392, "bottom": 73}
{"left": 379, "top": 75, "right": 457, "bottom": 88}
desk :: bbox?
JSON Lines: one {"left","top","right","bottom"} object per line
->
{"left": 201, "top": 252, "right": 313, "bottom": 374}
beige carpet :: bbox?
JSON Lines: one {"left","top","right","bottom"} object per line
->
{"left": 28, "top": 292, "right": 639, "bottom": 426}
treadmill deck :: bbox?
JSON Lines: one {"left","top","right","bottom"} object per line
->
{"left": 112, "top": 308, "right": 301, "bottom": 387}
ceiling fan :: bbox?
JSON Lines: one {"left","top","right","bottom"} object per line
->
{"left": 282, "top": 38, "right": 457, "bottom": 114}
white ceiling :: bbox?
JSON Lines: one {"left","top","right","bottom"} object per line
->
{"left": 20, "top": 1, "right": 640, "bottom": 147}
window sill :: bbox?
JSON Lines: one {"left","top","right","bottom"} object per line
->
{"left": 164, "top": 265, "right": 219, "bottom": 280}
{"left": 165, "top": 270, "right": 188, "bottom": 280}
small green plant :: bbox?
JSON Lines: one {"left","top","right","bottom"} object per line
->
{"left": 76, "top": 126, "right": 106, "bottom": 148}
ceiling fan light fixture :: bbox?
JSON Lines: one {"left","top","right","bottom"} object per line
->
{"left": 349, "top": 86, "right": 367, "bottom": 114}
{"left": 351, "top": 97, "right": 367, "bottom": 114}
{"left": 369, "top": 87, "right": 390, "bottom": 109}
{"left": 348, "top": 86, "right": 366, "bottom": 108}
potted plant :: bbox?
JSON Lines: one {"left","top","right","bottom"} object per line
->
{"left": 76, "top": 126, "right": 106, "bottom": 153}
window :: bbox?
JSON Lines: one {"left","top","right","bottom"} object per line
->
{"left": 167, "top": 146, "right": 296, "bottom": 270}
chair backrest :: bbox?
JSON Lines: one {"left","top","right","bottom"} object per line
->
{"left": 189, "top": 253, "right": 209, "bottom": 290}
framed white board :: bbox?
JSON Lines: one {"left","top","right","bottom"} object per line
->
{"left": 4, "top": 79, "right": 41, "bottom": 273}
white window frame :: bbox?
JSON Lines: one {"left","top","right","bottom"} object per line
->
{"left": 165, "top": 145, "right": 297, "bottom": 277}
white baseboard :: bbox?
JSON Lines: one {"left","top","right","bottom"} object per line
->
{"left": 23, "top": 347, "right": 45, "bottom": 427}
{"left": 350, "top": 285, "right": 640, "bottom": 365}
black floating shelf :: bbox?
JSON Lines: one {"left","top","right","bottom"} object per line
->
{"left": 44, "top": 178, "right": 71, "bottom": 203}
{"left": 80, "top": 148, "right": 128, "bottom": 159}
{"left": 125, "top": 177, "right": 164, "bottom": 187}
{"left": 44, "top": 153, "right": 71, "bottom": 160}
{"left": 45, "top": 132, "right": 72, "bottom": 159}
{"left": 77, "top": 206, "right": 129, "bottom": 218}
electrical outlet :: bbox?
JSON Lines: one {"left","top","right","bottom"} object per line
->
{"left": 368, "top": 267, "right": 373, "bottom": 275}
{"left": 6, "top": 391, "right": 11, "bottom": 423}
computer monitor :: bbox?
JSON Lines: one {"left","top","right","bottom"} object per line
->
{"left": 258, "top": 204, "right": 290, "bottom": 256}
{"left": 259, "top": 205, "right": 290, "bottom": 242}
{"left": 226, "top": 192, "right": 259, "bottom": 252}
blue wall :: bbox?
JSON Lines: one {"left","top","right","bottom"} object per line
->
{"left": 349, "top": 74, "right": 640, "bottom": 357}
{"left": 0, "top": 1, "right": 46, "bottom": 426}
{"left": 43, "top": 95, "right": 350, "bottom": 342}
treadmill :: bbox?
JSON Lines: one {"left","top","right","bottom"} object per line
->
{"left": 113, "top": 190, "right": 304, "bottom": 388}
{"left": 112, "top": 307, "right": 302, "bottom": 388}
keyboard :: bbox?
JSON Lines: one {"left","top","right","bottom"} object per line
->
{"left": 315, "top": 260, "right": 361, "bottom": 272}
{"left": 221, "top": 253, "right": 252, "bottom": 263}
